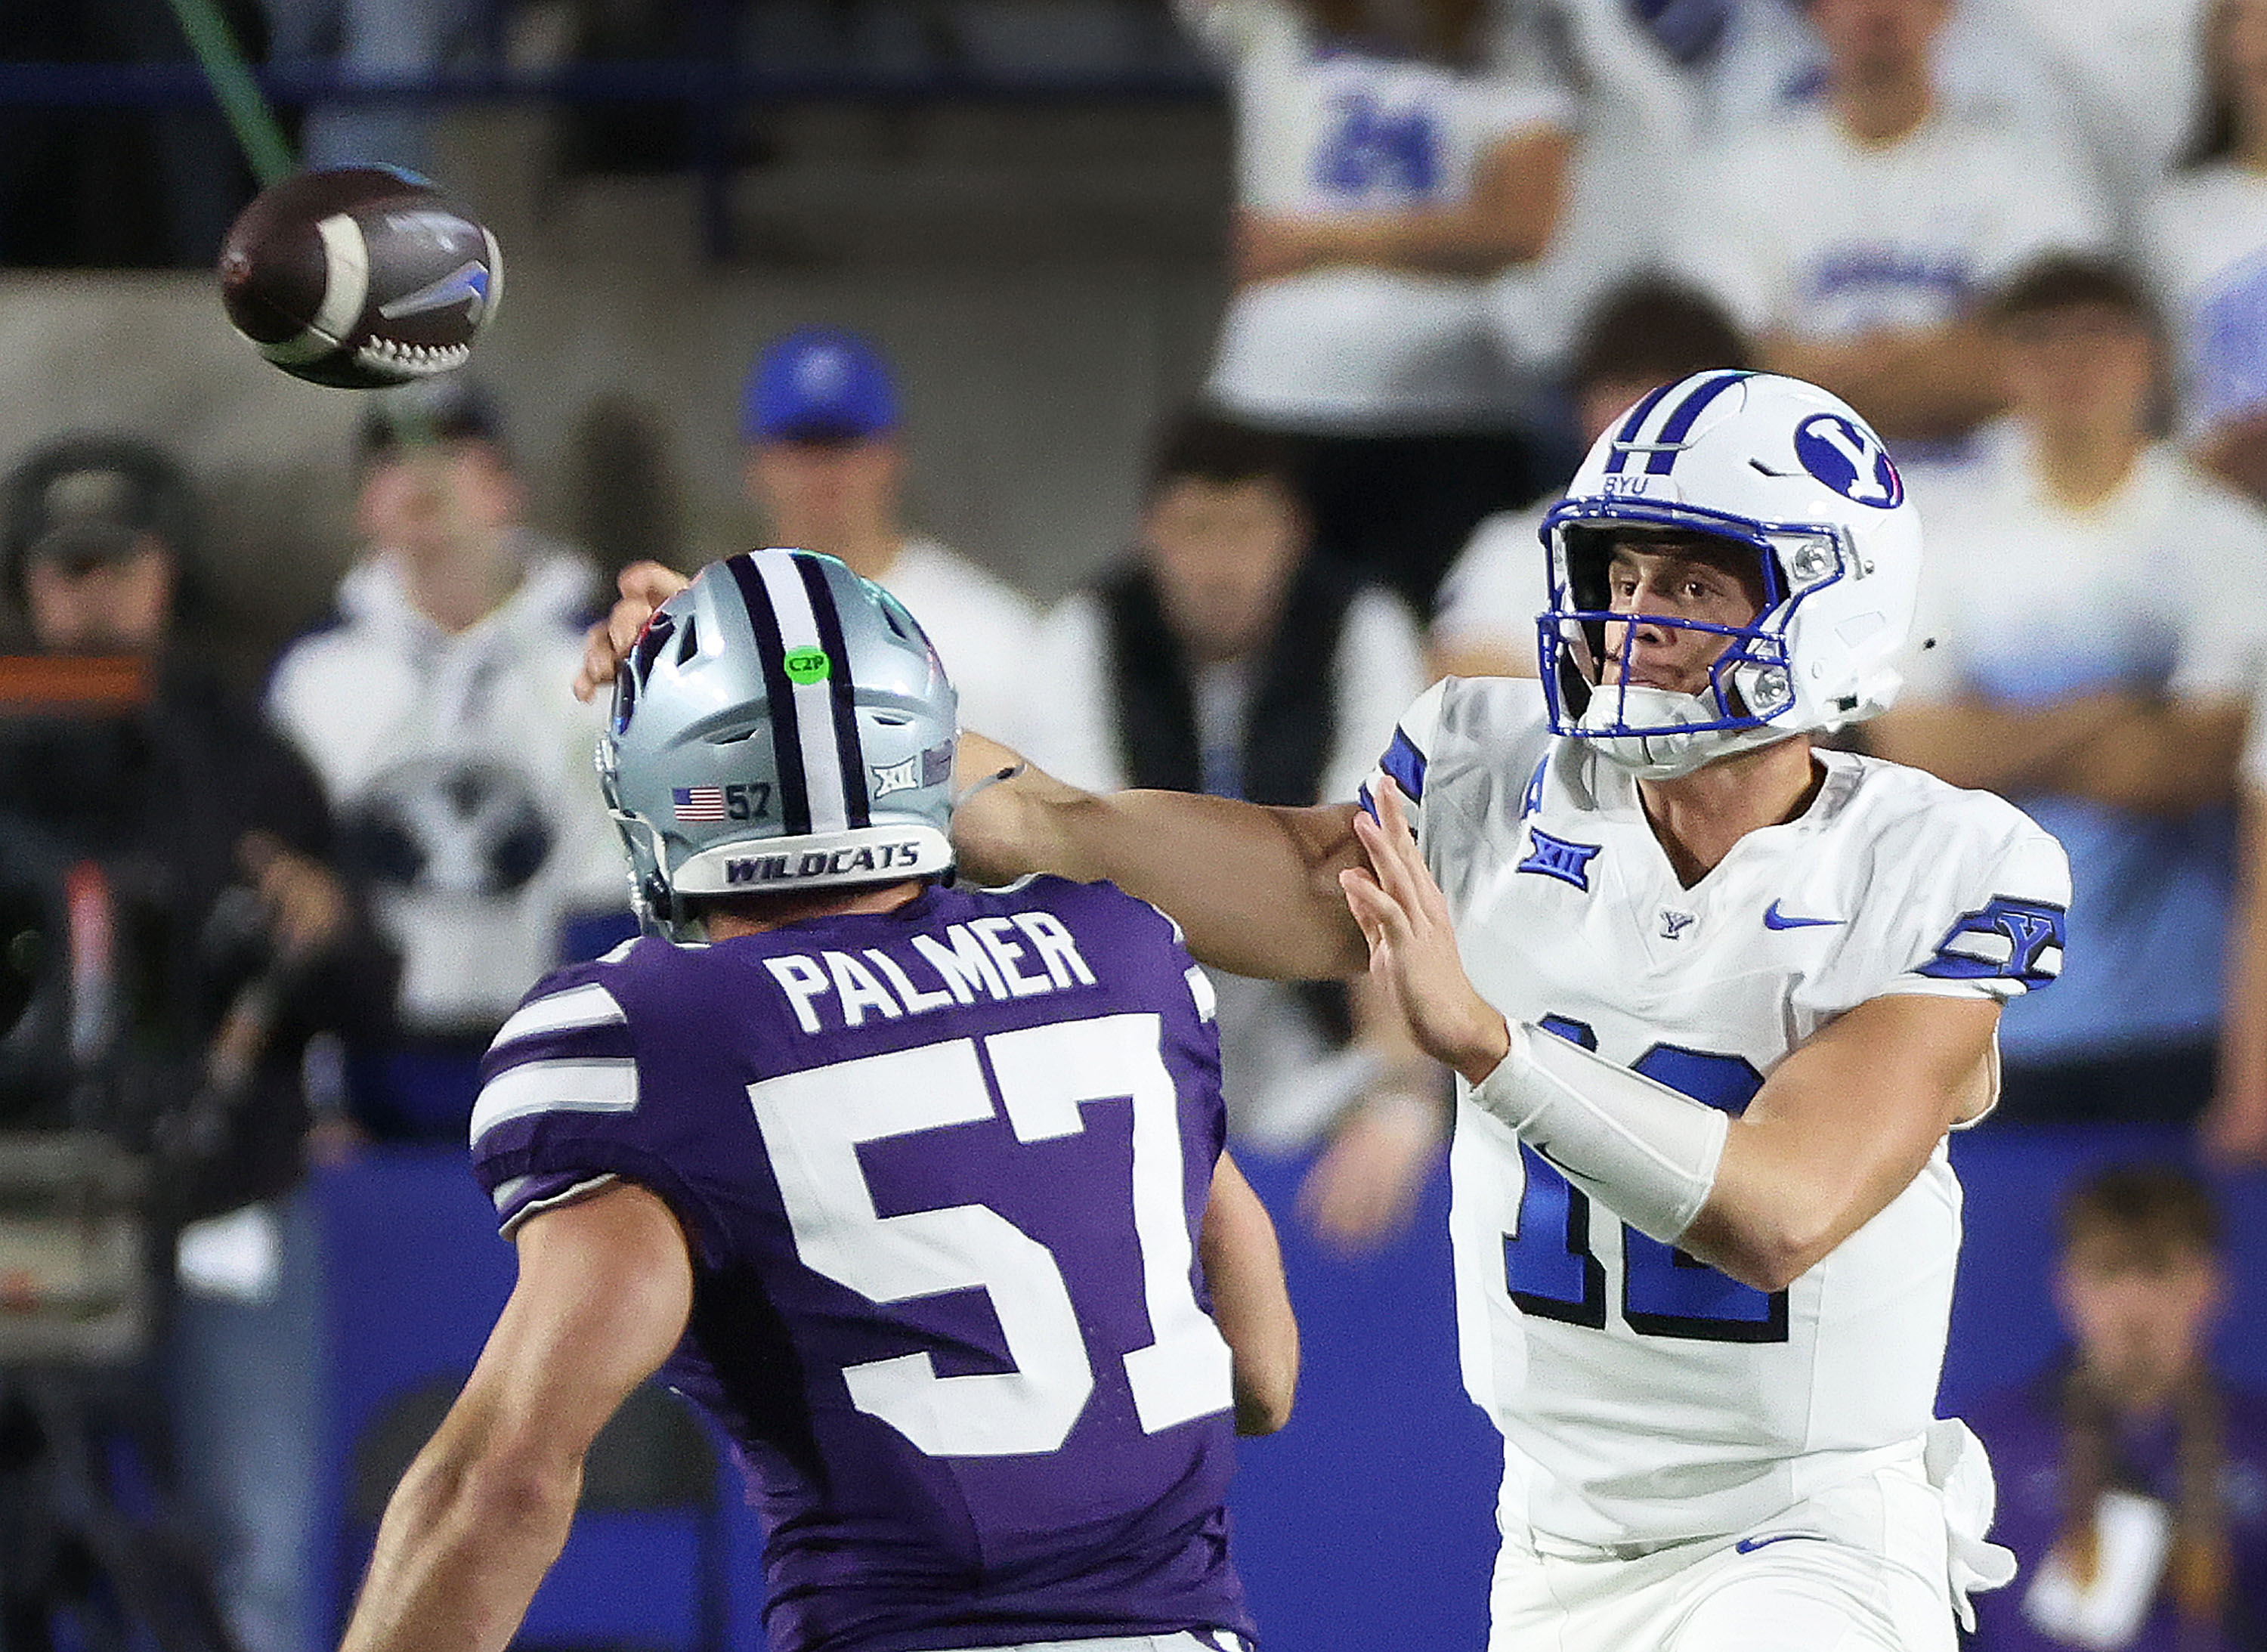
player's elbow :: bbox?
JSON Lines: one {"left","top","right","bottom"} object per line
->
{"left": 405, "top": 1431, "right": 583, "bottom": 1547}
{"left": 1232, "top": 1345, "right": 1299, "bottom": 1436}
{"left": 1692, "top": 1203, "right": 1836, "bottom": 1295}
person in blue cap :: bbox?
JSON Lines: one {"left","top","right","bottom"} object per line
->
{"left": 741, "top": 326, "right": 1038, "bottom": 738}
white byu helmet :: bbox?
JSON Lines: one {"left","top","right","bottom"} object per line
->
{"left": 1538, "top": 371, "right": 1923, "bottom": 779}
{"left": 600, "top": 549, "right": 957, "bottom": 938}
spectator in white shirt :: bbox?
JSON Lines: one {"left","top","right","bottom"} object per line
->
{"left": 1431, "top": 277, "right": 1755, "bottom": 679}
{"left": 1870, "top": 255, "right": 2267, "bottom": 1132}
{"left": 1178, "top": 0, "right": 1578, "bottom": 612}
{"left": 740, "top": 326, "right": 1038, "bottom": 741}
{"left": 1671, "top": 0, "right": 2110, "bottom": 447}
{"left": 2146, "top": 0, "right": 2267, "bottom": 507}
{"left": 1018, "top": 412, "right": 1441, "bottom": 1248}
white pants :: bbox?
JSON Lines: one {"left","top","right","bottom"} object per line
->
{"left": 1490, "top": 1456, "right": 1962, "bottom": 1652}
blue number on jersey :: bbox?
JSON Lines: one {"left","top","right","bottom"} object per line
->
{"left": 1313, "top": 91, "right": 1443, "bottom": 199}
{"left": 1503, "top": 1020, "right": 1787, "bottom": 1344}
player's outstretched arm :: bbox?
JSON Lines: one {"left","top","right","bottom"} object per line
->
{"left": 339, "top": 1183, "right": 695, "bottom": 1652}
{"left": 954, "top": 729, "right": 1372, "bottom": 982}
{"left": 1200, "top": 1152, "right": 1298, "bottom": 1435}
{"left": 1682, "top": 992, "right": 2000, "bottom": 1292}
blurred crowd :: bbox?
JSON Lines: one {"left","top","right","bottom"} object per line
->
{"left": 7, "top": 0, "right": 2267, "bottom": 1647}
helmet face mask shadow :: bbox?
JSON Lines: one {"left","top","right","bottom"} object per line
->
{"left": 599, "top": 549, "right": 958, "bottom": 939}
{"left": 1536, "top": 372, "right": 1922, "bottom": 781}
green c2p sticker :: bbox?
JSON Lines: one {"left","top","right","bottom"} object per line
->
{"left": 784, "top": 645, "right": 832, "bottom": 685}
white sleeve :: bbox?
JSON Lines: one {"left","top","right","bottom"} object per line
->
{"left": 1325, "top": 589, "right": 1433, "bottom": 806}
{"left": 1663, "top": 141, "right": 1777, "bottom": 337}
{"left": 1433, "top": 511, "right": 1548, "bottom": 653}
{"left": 1008, "top": 595, "right": 1129, "bottom": 796}
{"left": 2168, "top": 485, "right": 2267, "bottom": 704}
{"left": 1970, "top": 126, "right": 2114, "bottom": 291}
{"left": 1171, "top": 0, "right": 1291, "bottom": 63}
{"left": 1876, "top": 814, "right": 2072, "bottom": 1004}
{"left": 1362, "top": 679, "right": 1452, "bottom": 841}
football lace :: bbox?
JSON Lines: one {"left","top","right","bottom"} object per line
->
{"left": 356, "top": 336, "right": 474, "bottom": 376}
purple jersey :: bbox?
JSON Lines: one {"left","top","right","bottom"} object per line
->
{"left": 1969, "top": 1372, "right": 2267, "bottom": 1650}
{"left": 469, "top": 877, "right": 1254, "bottom": 1652}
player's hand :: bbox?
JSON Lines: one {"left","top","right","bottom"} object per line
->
{"left": 574, "top": 561, "right": 692, "bottom": 702}
{"left": 1340, "top": 777, "right": 1511, "bottom": 1087}
{"left": 1298, "top": 1085, "right": 1444, "bottom": 1253}
{"left": 240, "top": 830, "right": 349, "bottom": 960}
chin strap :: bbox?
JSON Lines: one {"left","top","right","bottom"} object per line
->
{"left": 1467, "top": 1023, "right": 1729, "bottom": 1245}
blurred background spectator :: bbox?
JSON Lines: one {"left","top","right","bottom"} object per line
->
{"left": 1870, "top": 255, "right": 2267, "bottom": 1128}
{"left": 263, "top": 379, "right": 623, "bottom": 1142}
{"left": 740, "top": 325, "right": 1038, "bottom": 741}
{"left": 1016, "top": 410, "right": 1441, "bottom": 1246}
{"left": 1430, "top": 276, "right": 1755, "bottom": 680}
{"left": 1177, "top": 0, "right": 1577, "bottom": 613}
{"left": 1969, "top": 1165, "right": 2267, "bottom": 1651}
{"left": 1670, "top": 0, "right": 2108, "bottom": 453}
{"left": 2148, "top": 0, "right": 2267, "bottom": 509}
{"left": 0, "top": 430, "right": 392, "bottom": 1652}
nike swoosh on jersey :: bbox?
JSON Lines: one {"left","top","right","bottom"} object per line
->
{"left": 1762, "top": 900, "right": 1842, "bottom": 930}
{"left": 1733, "top": 1533, "right": 1824, "bottom": 1555}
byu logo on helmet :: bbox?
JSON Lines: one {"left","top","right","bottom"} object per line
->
{"left": 1793, "top": 413, "right": 1903, "bottom": 508}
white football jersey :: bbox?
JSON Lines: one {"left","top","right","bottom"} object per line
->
{"left": 1380, "top": 677, "right": 2071, "bottom": 1549}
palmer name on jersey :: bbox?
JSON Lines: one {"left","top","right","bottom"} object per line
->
{"left": 1374, "top": 676, "right": 2071, "bottom": 1551}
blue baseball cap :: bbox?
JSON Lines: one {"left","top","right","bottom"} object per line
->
{"left": 741, "top": 326, "right": 901, "bottom": 444}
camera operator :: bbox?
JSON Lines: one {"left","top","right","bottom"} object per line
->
{"left": 0, "top": 433, "right": 394, "bottom": 1652}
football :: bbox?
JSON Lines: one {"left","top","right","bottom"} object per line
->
{"left": 216, "top": 166, "right": 502, "bottom": 389}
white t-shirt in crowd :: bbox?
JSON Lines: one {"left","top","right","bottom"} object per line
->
{"left": 1431, "top": 502, "right": 1548, "bottom": 672}
{"left": 864, "top": 537, "right": 1039, "bottom": 747}
{"left": 1181, "top": 0, "right": 1577, "bottom": 431}
{"left": 2146, "top": 164, "right": 2267, "bottom": 443}
{"left": 1018, "top": 576, "right": 1430, "bottom": 1146}
{"left": 1903, "top": 435, "right": 2267, "bottom": 1062}
{"left": 1671, "top": 101, "right": 2109, "bottom": 345}
{"left": 1989, "top": 0, "right": 2207, "bottom": 234}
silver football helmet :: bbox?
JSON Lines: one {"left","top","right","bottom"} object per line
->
{"left": 599, "top": 549, "right": 957, "bottom": 938}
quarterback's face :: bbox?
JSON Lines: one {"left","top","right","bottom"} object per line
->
{"left": 1597, "top": 541, "right": 1767, "bottom": 698}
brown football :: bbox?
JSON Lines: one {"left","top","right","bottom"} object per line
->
{"left": 217, "top": 166, "right": 502, "bottom": 389}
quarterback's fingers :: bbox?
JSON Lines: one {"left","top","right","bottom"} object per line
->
{"left": 1353, "top": 787, "right": 1435, "bottom": 917}
{"left": 574, "top": 619, "right": 618, "bottom": 702}
{"left": 617, "top": 559, "right": 692, "bottom": 612}
{"left": 1337, "top": 867, "right": 1402, "bottom": 953}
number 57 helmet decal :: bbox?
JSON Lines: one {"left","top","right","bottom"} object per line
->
{"left": 601, "top": 549, "right": 958, "bottom": 937}
{"left": 1539, "top": 372, "right": 1924, "bottom": 780}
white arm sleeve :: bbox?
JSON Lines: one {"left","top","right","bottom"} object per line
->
{"left": 1468, "top": 1022, "right": 1728, "bottom": 1245}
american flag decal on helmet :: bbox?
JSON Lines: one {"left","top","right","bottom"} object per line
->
{"left": 672, "top": 786, "right": 727, "bottom": 822}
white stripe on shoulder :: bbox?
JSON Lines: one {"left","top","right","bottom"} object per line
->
{"left": 600, "top": 938, "right": 641, "bottom": 964}
{"left": 496, "top": 1172, "right": 622, "bottom": 1238}
{"left": 470, "top": 1058, "right": 639, "bottom": 1146}
{"left": 1186, "top": 965, "right": 1217, "bottom": 1022}
{"left": 489, "top": 982, "right": 629, "bottom": 1051}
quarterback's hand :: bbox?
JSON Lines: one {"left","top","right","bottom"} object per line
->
{"left": 1341, "top": 776, "right": 1511, "bottom": 1086}
{"left": 574, "top": 561, "right": 692, "bottom": 702}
